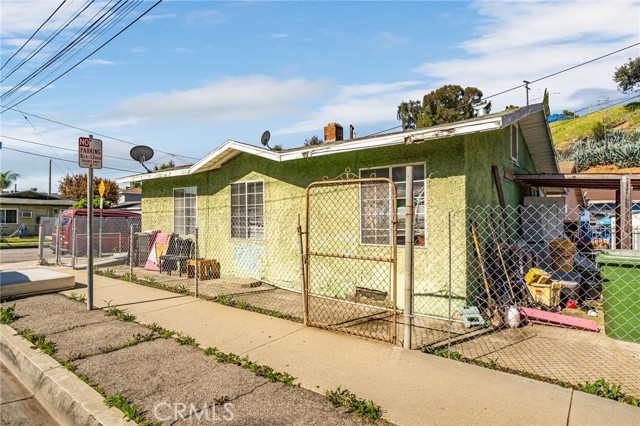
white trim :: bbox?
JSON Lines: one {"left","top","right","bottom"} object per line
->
{"left": 358, "top": 163, "right": 426, "bottom": 248}
{"left": 115, "top": 104, "right": 557, "bottom": 184}
{"left": 20, "top": 210, "right": 33, "bottom": 218}
{"left": 230, "top": 179, "right": 265, "bottom": 241}
{"left": 0, "top": 209, "right": 18, "bottom": 224}
{"left": 172, "top": 186, "right": 197, "bottom": 235}
{"left": 511, "top": 123, "right": 520, "bottom": 164}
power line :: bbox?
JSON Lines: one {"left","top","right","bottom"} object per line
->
{"left": 549, "top": 94, "right": 640, "bottom": 127}
{"left": 0, "top": 0, "right": 68, "bottom": 71}
{"left": 0, "top": 0, "right": 163, "bottom": 113}
{"left": 1, "top": 145, "right": 141, "bottom": 174}
{"left": 483, "top": 42, "right": 640, "bottom": 101}
{"left": 0, "top": 106, "right": 199, "bottom": 161}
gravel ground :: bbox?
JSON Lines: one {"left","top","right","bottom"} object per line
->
{"left": 2, "top": 294, "right": 384, "bottom": 425}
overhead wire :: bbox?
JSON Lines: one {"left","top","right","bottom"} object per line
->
{"left": 1, "top": 0, "right": 68, "bottom": 71}
{"left": 2, "top": 1, "right": 142, "bottom": 103}
{"left": 0, "top": 106, "right": 200, "bottom": 161}
{"left": 0, "top": 0, "right": 164, "bottom": 113}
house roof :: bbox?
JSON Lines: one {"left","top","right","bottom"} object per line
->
{"left": 0, "top": 197, "right": 74, "bottom": 207}
{"left": 0, "top": 190, "right": 63, "bottom": 200}
{"left": 583, "top": 189, "right": 640, "bottom": 204}
{"left": 116, "top": 103, "right": 557, "bottom": 183}
{"left": 119, "top": 187, "right": 142, "bottom": 194}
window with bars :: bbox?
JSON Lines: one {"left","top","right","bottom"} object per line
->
{"left": 360, "top": 164, "right": 426, "bottom": 247}
{"left": 0, "top": 209, "right": 18, "bottom": 224}
{"left": 173, "top": 187, "right": 197, "bottom": 235}
{"left": 231, "top": 181, "right": 264, "bottom": 240}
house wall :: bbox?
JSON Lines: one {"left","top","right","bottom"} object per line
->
{"left": 0, "top": 205, "right": 66, "bottom": 236}
{"left": 141, "top": 127, "right": 540, "bottom": 318}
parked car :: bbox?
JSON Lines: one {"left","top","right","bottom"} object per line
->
{"left": 51, "top": 209, "right": 140, "bottom": 256}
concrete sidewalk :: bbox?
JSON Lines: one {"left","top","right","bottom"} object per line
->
{"left": 6, "top": 263, "right": 640, "bottom": 426}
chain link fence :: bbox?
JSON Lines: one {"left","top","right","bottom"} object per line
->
{"left": 305, "top": 178, "right": 398, "bottom": 342}
{"left": 412, "top": 202, "right": 640, "bottom": 398}
{"left": 37, "top": 191, "right": 640, "bottom": 397}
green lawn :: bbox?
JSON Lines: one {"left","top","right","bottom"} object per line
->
{"left": 550, "top": 102, "right": 640, "bottom": 148}
{"left": 0, "top": 237, "right": 40, "bottom": 248}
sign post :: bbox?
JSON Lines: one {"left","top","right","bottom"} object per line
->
{"left": 79, "top": 135, "right": 103, "bottom": 310}
{"left": 99, "top": 180, "right": 105, "bottom": 257}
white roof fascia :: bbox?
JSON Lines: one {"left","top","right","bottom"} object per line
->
{"left": 115, "top": 167, "right": 190, "bottom": 184}
{"left": 188, "top": 140, "right": 282, "bottom": 174}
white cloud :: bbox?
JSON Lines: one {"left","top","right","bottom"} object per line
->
{"left": 412, "top": 0, "right": 640, "bottom": 112}
{"left": 84, "top": 59, "right": 116, "bottom": 66}
{"left": 141, "top": 13, "right": 177, "bottom": 22}
{"left": 372, "top": 31, "right": 410, "bottom": 47}
{"left": 276, "top": 81, "right": 426, "bottom": 135}
{"left": 185, "top": 10, "right": 224, "bottom": 26}
{"left": 173, "top": 47, "right": 198, "bottom": 54}
{"left": 271, "top": 33, "right": 289, "bottom": 39}
{"left": 114, "top": 75, "right": 330, "bottom": 123}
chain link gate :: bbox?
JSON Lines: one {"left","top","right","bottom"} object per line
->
{"left": 304, "top": 176, "right": 398, "bottom": 343}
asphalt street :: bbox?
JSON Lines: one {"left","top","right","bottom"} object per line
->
{"left": 0, "top": 248, "right": 40, "bottom": 265}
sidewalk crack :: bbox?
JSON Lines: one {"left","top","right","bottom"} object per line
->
{"left": 566, "top": 389, "right": 574, "bottom": 426}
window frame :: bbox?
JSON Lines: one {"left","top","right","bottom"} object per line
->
{"left": 172, "top": 186, "right": 197, "bottom": 236}
{"left": 510, "top": 123, "right": 519, "bottom": 164}
{"left": 359, "top": 163, "right": 426, "bottom": 248}
{"left": 229, "top": 180, "right": 265, "bottom": 241}
{"left": 20, "top": 210, "right": 33, "bottom": 218}
{"left": 0, "top": 209, "right": 18, "bottom": 224}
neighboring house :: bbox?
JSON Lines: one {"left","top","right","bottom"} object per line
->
{"left": 545, "top": 161, "right": 586, "bottom": 221}
{"left": 117, "top": 104, "right": 557, "bottom": 316}
{"left": 116, "top": 187, "right": 142, "bottom": 212}
{"left": 0, "top": 190, "right": 74, "bottom": 236}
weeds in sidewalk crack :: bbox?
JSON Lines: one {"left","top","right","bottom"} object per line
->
{"left": 104, "top": 302, "right": 136, "bottom": 322}
{"left": 20, "top": 329, "right": 57, "bottom": 355}
{"left": 175, "top": 332, "right": 198, "bottom": 347}
{"left": 326, "top": 387, "right": 383, "bottom": 424}
{"left": 65, "top": 292, "right": 86, "bottom": 303}
{"left": 0, "top": 304, "right": 20, "bottom": 324}
{"left": 203, "top": 346, "right": 296, "bottom": 386}
{"left": 104, "top": 393, "right": 157, "bottom": 425}
{"left": 104, "top": 332, "right": 156, "bottom": 353}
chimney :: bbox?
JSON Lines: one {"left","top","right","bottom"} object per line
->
{"left": 324, "top": 123, "right": 343, "bottom": 142}
{"left": 349, "top": 125, "right": 355, "bottom": 139}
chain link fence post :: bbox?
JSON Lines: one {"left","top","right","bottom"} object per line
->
{"left": 38, "top": 221, "right": 45, "bottom": 264}
{"left": 71, "top": 218, "right": 77, "bottom": 269}
{"left": 129, "top": 224, "right": 134, "bottom": 282}
{"left": 403, "top": 166, "right": 414, "bottom": 349}
{"left": 55, "top": 222, "right": 61, "bottom": 266}
{"left": 195, "top": 227, "right": 199, "bottom": 297}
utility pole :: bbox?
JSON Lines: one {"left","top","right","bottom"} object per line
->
{"left": 523, "top": 80, "right": 531, "bottom": 106}
{"left": 48, "top": 159, "right": 52, "bottom": 196}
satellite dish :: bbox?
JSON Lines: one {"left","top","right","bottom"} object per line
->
{"left": 261, "top": 130, "right": 271, "bottom": 150}
{"left": 130, "top": 145, "right": 154, "bottom": 172}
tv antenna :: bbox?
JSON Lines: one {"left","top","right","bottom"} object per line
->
{"left": 260, "top": 130, "right": 272, "bottom": 150}
{"left": 130, "top": 145, "right": 154, "bottom": 172}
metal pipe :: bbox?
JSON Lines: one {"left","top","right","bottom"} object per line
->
{"left": 71, "top": 219, "right": 76, "bottom": 270}
{"left": 129, "top": 224, "right": 134, "bottom": 282}
{"left": 37, "top": 222, "right": 44, "bottom": 264}
{"left": 87, "top": 160, "right": 94, "bottom": 310}
{"left": 195, "top": 227, "right": 199, "bottom": 297}
{"left": 447, "top": 211, "right": 452, "bottom": 355}
{"left": 297, "top": 214, "right": 307, "bottom": 325}
{"left": 403, "top": 165, "right": 414, "bottom": 349}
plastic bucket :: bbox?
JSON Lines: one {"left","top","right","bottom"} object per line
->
{"left": 549, "top": 239, "right": 576, "bottom": 272}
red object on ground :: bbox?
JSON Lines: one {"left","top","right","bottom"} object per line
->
{"left": 565, "top": 300, "right": 577, "bottom": 309}
{"left": 519, "top": 307, "right": 600, "bottom": 332}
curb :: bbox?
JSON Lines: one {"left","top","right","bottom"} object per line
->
{"left": 0, "top": 324, "right": 130, "bottom": 426}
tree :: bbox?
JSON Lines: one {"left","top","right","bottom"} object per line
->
{"left": 272, "top": 144, "right": 284, "bottom": 151}
{"left": 396, "top": 100, "right": 422, "bottom": 130}
{"left": 504, "top": 105, "right": 519, "bottom": 111}
{"left": 153, "top": 160, "right": 175, "bottom": 171}
{"left": 562, "top": 109, "right": 577, "bottom": 119}
{"left": 129, "top": 181, "right": 142, "bottom": 189}
{"left": 591, "top": 121, "right": 605, "bottom": 141}
{"left": 542, "top": 88, "right": 550, "bottom": 116}
{"left": 58, "top": 174, "right": 119, "bottom": 204}
{"left": 613, "top": 57, "right": 640, "bottom": 93}
{"left": 304, "top": 135, "right": 323, "bottom": 146}
{"left": 71, "top": 196, "right": 113, "bottom": 209}
{"left": 0, "top": 170, "right": 20, "bottom": 191}
{"left": 397, "top": 85, "right": 486, "bottom": 130}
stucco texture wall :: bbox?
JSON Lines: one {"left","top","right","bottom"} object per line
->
{"left": 141, "top": 127, "right": 542, "bottom": 318}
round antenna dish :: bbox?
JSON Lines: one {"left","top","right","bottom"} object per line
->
{"left": 130, "top": 145, "right": 154, "bottom": 162}
{"left": 130, "top": 145, "right": 155, "bottom": 172}
{"left": 260, "top": 130, "right": 271, "bottom": 147}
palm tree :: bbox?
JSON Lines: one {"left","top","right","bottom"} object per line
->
{"left": 0, "top": 170, "right": 20, "bottom": 191}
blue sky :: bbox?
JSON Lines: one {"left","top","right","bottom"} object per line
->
{"left": 1, "top": 0, "right": 639, "bottom": 190}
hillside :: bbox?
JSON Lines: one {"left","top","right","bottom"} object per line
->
{"left": 549, "top": 102, "right": 640, "bottom": 148}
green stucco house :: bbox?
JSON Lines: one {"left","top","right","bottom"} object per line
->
{"left": 118, "top": 104, "right": 557, "bottom": 316}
